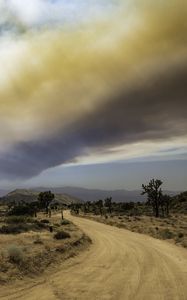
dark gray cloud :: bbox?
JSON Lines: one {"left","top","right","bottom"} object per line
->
{"left": 79, "top": 62, "right": 187, "bottom": 145}
{"left": 0, "top": 60, "right": 187, "bottom": 179}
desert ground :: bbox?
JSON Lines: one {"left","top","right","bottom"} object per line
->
{"left": 0, "top": 211, "right": 90, "bottom": 284}
{"left": 0, "top": 211, "right": 187, "bottom": 300}
{"left": 78, "top": 213, "right": 187, "bottom": 248}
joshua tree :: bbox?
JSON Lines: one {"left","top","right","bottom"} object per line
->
{"left": 83, "top": 201, "right": 91, "bottom": 213}
{"left": 141, "top": 179, "right": 163, "bottom": 218}
{"left": 104, "top": 197, "right": 112, "bottom": 214}
{"left": 96, "top": 200, "right": 103, "bottom": 215}
{"left": 38, "top": 191, "right": 54, "bottom": 214}
{"left": 71, "top": 204, "right": 80, "bottom": 215}
{"left": 60, "top": 208, "right": 63, "bottom": 219}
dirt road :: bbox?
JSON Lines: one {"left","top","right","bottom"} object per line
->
{"left": 1, "top": 211, "right": 187, "bottom": 300}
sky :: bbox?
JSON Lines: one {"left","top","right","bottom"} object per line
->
{"left": 0, "top": 0, "right": 187, "bottom": 191}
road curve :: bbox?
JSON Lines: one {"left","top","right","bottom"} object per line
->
{"left": 1, "top": 211, "right": 187, "bottom": 300}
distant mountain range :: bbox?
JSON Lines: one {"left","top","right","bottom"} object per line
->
{"left": 0, "top": 187, "right": 179, "bottom": 203}
{"left": 50, "top": 187, "right": 180, "bottom": 202}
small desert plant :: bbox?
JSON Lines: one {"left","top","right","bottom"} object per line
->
{"left": 55, "top": 245, "right": 65, "bottom": 253}
{"left": 61, "top": 219, "right": 71, "bottom": 225}
{"left": 54, "top": 230, "right": 70, "bottom": 240}
{"left": 0, "top": 221, "right": 48, "bottom": 234}
{"left": 7, "top": 245, "right": 24, "bottom": 264}
{"left": 160, "top": 228, "right": 175, "bottom": 239}
{"left": 5, "top": 216, "right": 34, "bottom": 224}
{"left": 33, "top": 235, "right": 43, "bottom": 244}
{"left": 178, "top": 232, "right": 184, "bottom": 238}
{"left": 33, "top": 220, "right": 48, "bottom": 229}
{"left": 40, "top": 219, "right": 50, "bottom": 224}
{"left": 0, "top": 224, "right": 30, "bottom": 234}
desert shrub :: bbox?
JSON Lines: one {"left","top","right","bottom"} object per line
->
{"left": 7, "top": 245, "right": 24, "bottom": 264}
{"left": 8, "top": 204, "right": 36, "bottom": 216}
{"left": 33, "top": 220, "right": 48, "bottom": 229}
{"left": 61, "top": 219, "right": 71, "bottom": 225}
{"left": 0, "top": 224, "right": 30, "bottom": 234}
{"left": 160, "top": 228, "right": 175, "bottom": 239}
{"left": 178, "top": 232, "right": 184, "bottom": 238}
{"left": 52, "top": 223, "right": 60, "bottom": 229}
{"left": 34, "top": 222, "right": 48, "bottom": 230}
{"left": 33, "top": 235, "right": 43, "bottom": 244}
{"left": 0, "top": 221, "right": 48, "bottom": 234}
{"left": 54, "top": 230, "right": 70, "bottom": 240}
{"left": 5, "top": 216, "right": 34, "bottom": 224}
{"left": 55, "top": 245, "right": 65, "bottom": 253}
{"left": 40, "top": 219, "right": 50, "bottom": 224}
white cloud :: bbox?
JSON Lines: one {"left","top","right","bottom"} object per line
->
{"left": 5, "top": 0, "right": 118, "bottom": 28}
{"left": 8, "top": 0, "right": 44, "bottom": 26}
{"left": 65, "top": 137, "right": 187, "bottom": 166}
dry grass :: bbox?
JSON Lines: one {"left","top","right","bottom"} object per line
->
{"left": 79, "top": 213, "right": 187, "bottom": 248}
{"left": 0, "top": 212, "right": 91, "bottom": 284}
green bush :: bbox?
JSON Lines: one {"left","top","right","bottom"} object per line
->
{"left": 54, "top": 230, "right": 70, "bottom": 240}
{"left": 7, "top": 245, "right": 24, "bottom": 264}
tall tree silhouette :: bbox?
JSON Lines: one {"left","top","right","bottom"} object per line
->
{"left": 104, "top": 197, "right": 112, "bottom": 214}
{"left": 38, "top": 191, "right": 54, "bottom": 213}
{"left": 141, "top": 179, "right": 163, "bottom": 217}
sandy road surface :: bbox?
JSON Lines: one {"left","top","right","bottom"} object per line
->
{"left": 0, "top": 211, "right": 187, "bottom": 300}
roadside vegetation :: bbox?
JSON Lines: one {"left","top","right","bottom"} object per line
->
{"left": 71, "top": 179, "right": 187, "bottom": 248}
{"left": 0, "top": 191, "right": 90, "bottom": 284}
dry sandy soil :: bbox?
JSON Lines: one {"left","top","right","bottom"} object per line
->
{"left": 0, "top": 211, "right": 187, "bottom": 300}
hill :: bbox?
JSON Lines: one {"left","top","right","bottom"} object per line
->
{"left": 0, "top": 189, "right": 82, "bottom": 206}
{"left": 0, "top": 187, "right": 179, "bottom": 204}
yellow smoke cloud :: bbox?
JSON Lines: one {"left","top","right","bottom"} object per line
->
{"left": 0, "top": 0, "right": 187, "bottom": 148}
